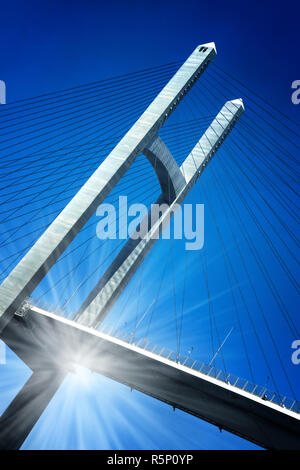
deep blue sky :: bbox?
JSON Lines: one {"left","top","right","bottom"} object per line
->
{"left": 0, "top": 0, "right": 299, "bottom": 450}
{"left": 0, "top": 0, "right": 299, "bottom": 122}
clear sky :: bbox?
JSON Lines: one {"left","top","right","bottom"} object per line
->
{"left": 0, "top": 0, "right": 299, "bottom": 450}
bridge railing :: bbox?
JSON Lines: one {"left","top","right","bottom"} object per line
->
{"left": 99, "top": 325, "right": 300, "bottom": 415}
{"left": 28, "top": 298, "right": 300, "bottom": 415}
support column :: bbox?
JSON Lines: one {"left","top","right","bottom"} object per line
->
{"left": 0, "top": 369, "right": 65, "bottom": 450}
{"left": 75, "top": 99, "right": 244, "bottom": 328}
{"left": 0, "top": 43, "right": 217, "bottom": 334}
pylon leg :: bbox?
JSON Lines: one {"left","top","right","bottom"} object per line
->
{"left": 0, "top": 369, "right": 65, "bottom": 450}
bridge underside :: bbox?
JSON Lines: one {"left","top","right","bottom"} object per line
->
{"left": 0, "top": 305, "right": 299, "bottom": 450}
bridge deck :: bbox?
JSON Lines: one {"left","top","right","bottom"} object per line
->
{"left": 1, "top": 303, "right": 300, "bottom": 450}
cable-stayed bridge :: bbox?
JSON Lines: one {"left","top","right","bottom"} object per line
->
{"left": 0, "top": 43, "right": 299, "bottom": 450}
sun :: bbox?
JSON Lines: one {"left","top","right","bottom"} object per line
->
{"left": 70, "top": 364, "right": 93, "bottom": 387}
